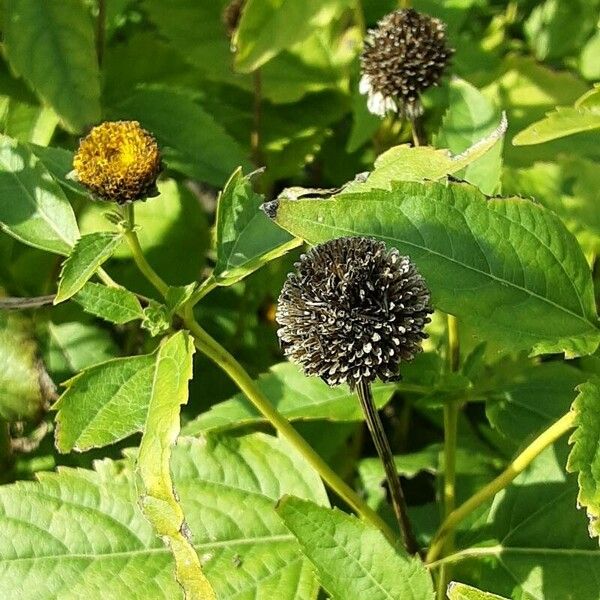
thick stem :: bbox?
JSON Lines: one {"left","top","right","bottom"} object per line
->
{"left": 122, "top": 204, "right": 169, "bottom": 297}
{"left": 356, "top": 379, "right": 419, "bottom": 554}
{"left": 426, "top": 410, "right": 576, "bottom": 564}
{"left": 183, "top": 309, "right": 396, "bottom": 543}
{"left": 447, "top": 314, "right": 460, "bottom": 372}
{"left": 442, "top": 401, "right": 459, "bottom": 519}
{"left": 411, "top": 117, "right": 425, "bottom": 147}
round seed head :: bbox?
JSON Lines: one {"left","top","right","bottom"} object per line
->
{"left": 73, "top": 120, "right": 161, "bottom": 204}
{"left": 359, "top": 8, "right": 453, "bottom": 118}
{"left": 276, "top": 237, "right": 432, "bottom": 389}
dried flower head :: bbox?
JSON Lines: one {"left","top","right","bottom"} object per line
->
{"left": 222, "top": 0, "right": 245, "bottom": 38}
{"left": 359, "top": 8, "right": 453, "bottom": 118}
{"left": 276, "top": 237, "right": 432, "bottom": 389}
{"left": 73, "top": 120, "right": 161, "bottom": 204}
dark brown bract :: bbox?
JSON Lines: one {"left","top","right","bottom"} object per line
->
{"left": 276, "top": 237, "right": 432, "bottom": 388}
{"left": 360, "top": 9, "right": 453, "bottom": 118}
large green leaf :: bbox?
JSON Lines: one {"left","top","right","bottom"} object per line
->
{"left": 270, "top": 180, "right": 600, "bottom": 356}
{"left": 447, "top": 582, "right": 508, "bottom": 600}
{"left": 234, "top": 0, "right": 351, "bottom": 72}
{"left": 3, "top": 0, "right": 101, "bottom": 133}
{"left": 183, "top": 362, "right": 395, "bottom": 435}
{"left": 55, "top": 232, "right": 124, "bottom": 303}
{"left": 0, "top": 135, "right": 79, "bottom": 255}
{"left": 212, "top": 168, "right": 300, "bottom": 286}
{"left": 435, "top": 78, "right": 504, "bottom": 194}
{"left": 277, "top": 496, "right": 435, "bottom": 600}
{"left": 109, "top": 87, "right": 251, "bottom": 187}
{"left": 0, "top": 433, "right": 327, "bottom": 599}
{"left": 567, "top": 378, "right": 600, "bottom": 538}
{"left": 73, "top": 283, "right": 144, "bottom": 325}
{"left": 513, "top": 85, "right": 600, "bottom": 146}
{"left": 0, "top": 311, "right": 49, "bottom": 421}
{"left": 453, "top": 443, "right": 600, "bottom": 600}
{"left": 134, "top": 332, "right": 214, "bottom": 599}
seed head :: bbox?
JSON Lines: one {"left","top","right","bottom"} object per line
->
{"left": 359, "top": 9, "right": 453, "bottom": 118}
{"left": 73, "top": 120, "right": 161, "bottom": 204}
{"left": 276, "top": 237, "right": 432, "bottom": 389}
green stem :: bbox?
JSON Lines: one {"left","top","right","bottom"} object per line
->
{"left": 122, "top": 204, "right": 169, "bottom": 297}
{"left": 183, "top": 307, "right": 396, "bottom": 543}
{"left": 96, "top": 0, "right": 106, "bottom": 67}
{"left": 447, "top": 315, "right": 460, "bottom": 372}
{"left": 357, "top": 379, "right": 419, "bottom": 554}
{"left": 426, "top": 410, "right": 576, "bottom": 564}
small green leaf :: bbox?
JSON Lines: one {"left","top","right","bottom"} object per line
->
{"left": 135, "top": 332, "right": 215, "bottom": 600}
{"left": 567, "top": 378, "right": 600, "bottom": 537}
{"left": 344, "top": 113, "right": 507, "bottom": 194}
{"left": 183, "top": 362, "right": 395, "bottom": 435}
{"left": 271, "top": 179, "right": 600, "bottom": 357}
{"left": 3, "top": 0, "right": 101, "bottom": 132}
{"left": 29, "top": 144, "right": 87, "bottom": 198}
{"left": 55, "top": 232, "right": 124, "bottom": 303}
{"left": 435, "top": 78, "right": 504, "bottom": 194}
{"left": 276, "top": 496, "right": 435, "bottom": 600}
{"left": 73, "top": 283, "right": 144, "bottom": 325}
{"left": 234, "top": 0, "right": 351, "bottom": 72}
{"left": 0, "top": 311, "right": 50, "bottom": 421}
{"left": 513, "top": 85, "right": 600, "bottom": 146}
{"left": 213, "top": 168, "right": 300, "bottom": 286}
{"left": 0, "top": 134, "right": 79, "bottom": 255}
{"left": 447, "top": 582, "right": 508, "bottom": 600}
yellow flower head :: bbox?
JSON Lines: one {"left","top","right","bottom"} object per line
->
{"left": 73, "top": 120, "right": 161, "bottom": 204}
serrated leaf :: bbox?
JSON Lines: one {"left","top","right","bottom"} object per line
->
{"left": 277, "top": 496, "right": 435, "bottom": 600}
{"left": 343, "top": 113, "right": 507, "bottom": 193}
{"left": 435, "top": 78, "right": 504, "bottom": 194}
{"left": 55, "top": 232, "right": 124, "bottom": 303}
{"left": 183, "top": 362, "right": 395, "bottom": 435}
{"left": 73, "top": 282, "right": 144, "bottom": 325}
{"left": 3, "top": 0, "right": 101, "bottom": 133}
{"left": 234, "top": 0, "right": 351, "bottom": 72}
{"left": 213, "top": 168, "right": 300, "bottom": 286}
{"left": 135, "top": 331, "right": 214, "bottom": 600}
{"left": 0, "top": 311, "right": 49, "bottom": 421}
{"left": 0, "top": 433, "right": 327, "bottom": 599}
{"left": 567, "top": 378, "right": 600, "bottom": 538}
{"left": 270, "top": 179, "right": 600, "bottom": 357}
{"left": 0, "top": 134, "right": 79, "bottom": 255}
{"left": 108, "top": 87, "right": 251, "bottom": 187}
{"left": 447, "top": 582, "right": 508, "bottom": 600}
{"left": 454, "top": 443, "right": 600, "bottom": 599}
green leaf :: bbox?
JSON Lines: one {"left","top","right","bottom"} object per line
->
{"left": 234, "top": 0, "right": 351, "bottom": 72}
{"left": 270, "top": 179, "right": 600, "bottom": 357}
{"left": 486, "top": 362, "right": 585, "bottom": 448}
{"left": 277, "top": 496, "right": 435, "bottom": 600}
{"left": 447, "top": 582, "right": 508, "bottom": 600}
{"left": 0, "top": 311, "right": 49, "bottom": 421}
{"left": 0, "top": 135, "right": 79, "bottom": 255}
{"left": 109, "top": 87, "right": 251, "bottom": 187}
{"left": 455, "top": 443, "right": 600, "bottom": 599}
{"left": 0, "top": 432, "right": 327, "bottom": 599}
{"left": 73, "top": 282, "right": 144, "bottom": 325}
{"left": 183, "top": 362, "right": 395, "bottom": 435}
{"left": 55, "top": 232, "right": 124, "bottom": 303}
{"left": 3, "top": 0, "right": 101, "bottom": 133}
{"left": 567, "top": 378, "right": 600, "bottom": 537}
{"left": 135, "top": 332, "right": 215, "bottom": 599}
{"left": 213, "top": 168, "right": 300, "bottom": 286}
{"left": 344, "top": 113, "right": 507, "bottom": 194}
{"left": 435, "top": 78, "right": 504, "bottom": 194}
{"left": 29, "top": 144, "right": 87, "bottom": 198}
{"left": 513, "top": 85, "right": 600, "bottom": 146}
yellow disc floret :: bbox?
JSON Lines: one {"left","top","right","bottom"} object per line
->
{"left": 73, "top": 120, "right": 161, "bottom": 204}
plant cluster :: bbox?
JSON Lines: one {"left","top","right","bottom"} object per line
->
{"left": 0, "top": 1, "right": 599, "bottom": 600}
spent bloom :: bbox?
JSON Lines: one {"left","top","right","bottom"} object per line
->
{"left": 73, "top": 120, "right": 161, "bottom": 204}
{"left": 359, "top": 8, "right": 453, "bottom": 118}
{"left": 276, "top": 237, "right": 432, "bottom": 389}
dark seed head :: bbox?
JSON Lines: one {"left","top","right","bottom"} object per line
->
{"left": 359, "top": 8, "right": 453, "bottom": 118}
{"left": 276, "top": 237, "right": 432, "bottom": 389}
